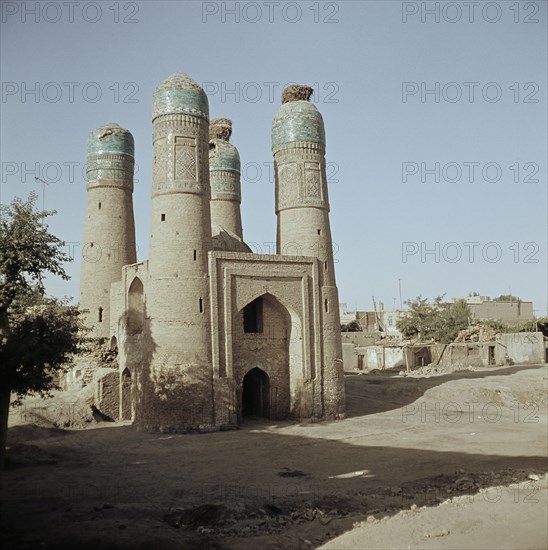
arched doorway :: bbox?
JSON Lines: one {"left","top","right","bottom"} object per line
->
{"left": 127, "top": 277, "right": 144, "bottom": 334}
{"left": 110, "top": 336, "right": 118, "bottom": 352}
{"left": 234, "top": 292, "right": 304, "bottom": 420}
{"left": 120, "top": 368, "right": 132, "bottom": 421}
{"left": 242, "top": 368, "right": 270, "bottom": 418}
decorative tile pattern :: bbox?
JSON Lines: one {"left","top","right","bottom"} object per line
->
{"left": 86, "top": 153, "right": 134, "bottom": 184}
{"left": 305, "top": 162, "right": 321, "bottom": 198}
{"left": 176, "top": 146, "right": 196, "bottom": 179}
{"left": 174, "top": 137, "right": 197, "bottom": 187}
{"left": 211, "top": 172, "right": 239, "bottom": 198}
{"left": 272, "top": 101, "right": 325, "bottom": 147}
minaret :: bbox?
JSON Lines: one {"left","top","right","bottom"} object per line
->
{"left": 142, "top": 73, "right": 213, "bottom": 431}
{"left": 80, "top": 123, "right": 136, "bottom": 338}
{"left": 272, "top": 85, "right": 345, "bottom": 418}
{"left": 209, "top": 118, "right": 243, "bottom": 239}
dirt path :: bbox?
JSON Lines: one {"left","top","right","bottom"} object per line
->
{"left": 1, "top": 364, "right": 547, "bottom": 549}
{"left": 321, "top": 480, "right": 548, "bottom": 550}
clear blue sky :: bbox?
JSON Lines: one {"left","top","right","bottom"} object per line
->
{"left": 1, "top": 0, "right": 547, "bottom": 315}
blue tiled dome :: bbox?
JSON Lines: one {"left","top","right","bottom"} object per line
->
{"left": 87, "top": 124, "right": 134, "bottom": 157}
{"left": 152, "top": 73, "right": 209, "bottom": 121}
{"left": 272, "top": 86, "right": 325, "bottom": 147}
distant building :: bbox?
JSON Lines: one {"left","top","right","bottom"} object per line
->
{"left": 455, "top": 296, "right": 534, "bottom": 325}
{"left": 357, "top": 304, "right": 404, "bottom": 337}
{"left": 380, "top": 309, "right": 405, "bottom": 336}
{"left": 343, "top": 332, "right": 547, "bottom": 372}
{"left": 340, "top": 303, "right": 405, "bottom": 337}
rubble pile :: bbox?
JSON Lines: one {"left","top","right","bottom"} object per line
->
{"left": 454, "top": 324, "right": 499, "bottom": 343}
{"left": 404, "top": 362, "right": 474, "bottom": 377}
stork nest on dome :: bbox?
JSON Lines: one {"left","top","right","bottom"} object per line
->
{"left": 281, "top": 85, "right": 314, "bottom": 104}
{"left": 209, "top": 118, "right": 232, "bottom": 141}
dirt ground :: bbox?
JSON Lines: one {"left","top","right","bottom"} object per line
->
{"left": 1, "top": 363, "right": 547, "bottom": 549}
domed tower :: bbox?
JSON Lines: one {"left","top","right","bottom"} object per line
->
{"left": 141, "top": 73, "right": 213, "bottom": 431}
{"left": 272, "top": 85, "right": 345, "bottom": 418}
{"left": 80, "top": 123, "right": 136, "bottom": 337}
{"left": 209, "top": 118, "right": 243, "bottom": 239}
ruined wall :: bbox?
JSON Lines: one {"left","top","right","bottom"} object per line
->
{"left": 64, "top": 338, "right": 118, "bottom": 391}
{"left": 349, "top": 346, "right": 407, "bottom": 371}
{"left": 433, "top": 343, "right": 490, "bottom": 368}
{"left": 496, "top": 332, "right": 545, "bottom": 364}
{"left": 95, "top": 371, "right": 120, "bottom": 419}
{"left": 342, "top": 342, "right": 359, "bottom": 371}
{"left": 430, "top": 344, "right": 448, "bottom": 366}
{"left": 341, "top": 332, "right": 377, "bottom": 347}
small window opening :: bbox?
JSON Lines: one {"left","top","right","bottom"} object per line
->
{"left": 98, "top": 202, "right": 102, "bottom": 210}
{"left": 324, "top": 261, "right": 328, "bottom": 270}
{"left": 324, "top": 299, "right": 329, "bottom": 312}
{"left": 317, "top": 229, "right": 321, "bottom": 235}
{"left": 193, "top": 249, "right": 197, "bottom": 261}
{"left": 90, "top": 242, "right": 94, "bottom": 248}
{"left": 199, "top": 297, "right": 203, "bottom": 313}
{"left": 98, "top": 307, "right": 103, "bottom": 322}
{"left": 244, "top": 297, "right": 263, "bottom": 333}
{"left": 161, "top": 213, "right": 166, "bottom": 221}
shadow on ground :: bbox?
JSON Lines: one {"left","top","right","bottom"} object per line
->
{"left": 1, "top": 410, "right": 546, "bottom": 550}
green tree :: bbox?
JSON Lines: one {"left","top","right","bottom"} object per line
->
{"left": 341, "top": 320, "right": 361, "bottom": 332}
{"left": 397, "top": 296, "right": 471, "bottom": 344}
{"left": 432, "top": 298, "right": 471, "bottom": 343}
{"left": 0, "top": 194, "right": 87, "bottom": 469}
{"left": 396, "top": 296, "right": 435, "bottom": 340}
{"left": 519, "top": 317, "right": 548, "bottom": 337}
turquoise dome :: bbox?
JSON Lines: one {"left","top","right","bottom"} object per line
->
{"left": 209, "top": 140, "right": 240, "bottom": 173}
{"left": 152, "top": 73, "right": 209, "bottom": 121}
{"left": 272, "top": 101, "right": 325, "bottom": 147}
{"left": 87, "top": 124, "right": 134, "bottom": 157}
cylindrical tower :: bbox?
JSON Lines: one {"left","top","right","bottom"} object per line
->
{"left": 80, "top": 123, "right": 136, "bottom": 338}
{"left": 209, "top": 118, "right": 243, "bottom": 239}
{"left": 272, "top": 85, "right": 345, "bottom": 418}
{"left": 141, "top": 73, "right": 213, "bottom": 431}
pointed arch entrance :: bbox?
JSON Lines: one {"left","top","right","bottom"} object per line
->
{"left": 233, "top": 292, "right": 303, "bottom": 421}
{"left": 127, "top": 277, "right": 144, "bottom": 334}
{"left": 242, "top": 367, "right": 270, "bottom": 418}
